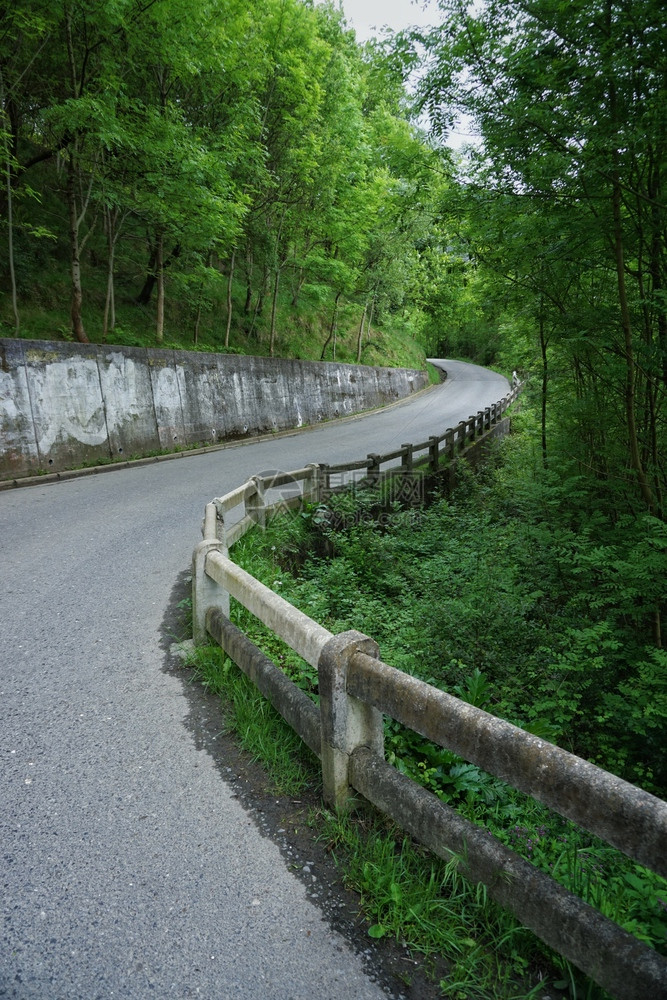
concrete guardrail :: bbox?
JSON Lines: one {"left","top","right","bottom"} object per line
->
{"left": 191, "top": 385, "right": 667, "bottom": 1000}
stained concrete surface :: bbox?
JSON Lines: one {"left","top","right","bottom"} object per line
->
{"left": 0, "top": 340, "right": 427, "bottom": 479}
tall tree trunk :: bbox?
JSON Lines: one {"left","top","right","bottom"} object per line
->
{"left": 4, "top": 134, "right": 19, "bottom": 335}
{"left": 356, "top": 301, "right": 367, "bottom": 364}
{"left": 366, "top": 294, "right": 376, "bottom": 342}
{"left": 155, "top": 230, "right": 164, "bottom": 344}
{"left": 244, "top": 247, "right": 253, "bottom": 314}
{"left": 0, "top": 70, "right": 19, "bottom": 334}
{"left": 67, "top": 154, "right": 89, "bottom": 343}
{"left": 103, "top": 206, "right": 116, "bottom": 341}
{"left": 103, "top": 246, "right": 115, "bottom": 341}
{"left": 291, "top": 269, "right": 306, "bottom": 307}
{"left": 611, "top": 164, "right": 657, "bottom": 515}
{"left": 225, "top": 250, "right": 235, "bottom": 348}
{"left": 321, "top": 291, "right": 341, "bottom": 360}
{"left": 647, "top": 159, "right": 665, "bottom": 514}
{"left": 269, "top": 268, "right": 280, "bottom": 357}
{"left": 606, "top": 55, "right": 659, "bottom": 515}
{"left": 102, "top": 204, "right": 128, "bottom": 339}
{"left": 64, "top": 7, "right": 89, "bottom": 343}
{"left": 136, "top": 244, "right": 158, "bottom": 305}
{"left": 193, "top": 303, "right": 201, "bottom": 345}
{"left": 137, "top": 242, "right": 180, "bottom": 305}
{"left": 194, "top": 253, "right": 212, "bottom": 345}
{"left": 539, "top": 307, "right": 548, "bottom": 469}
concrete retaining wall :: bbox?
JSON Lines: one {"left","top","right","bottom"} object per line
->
{"left": 0, "top": 339, "right": 428, "bottom": 480}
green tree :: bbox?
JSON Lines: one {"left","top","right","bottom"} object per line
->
{"left": 119, "top": 0, "right": 254, "bottom": 342}
{"left": 419, "top": 0, "right": 667, "bottom": 517}
{"left": 1, "top": 0, "right": 445, "bottom": 360}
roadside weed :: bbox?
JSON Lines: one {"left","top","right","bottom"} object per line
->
{"left": 183, "top": 428, "right": 667, "bottom": 998}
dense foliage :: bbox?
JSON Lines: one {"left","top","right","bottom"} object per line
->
{"left": 414, "top": 0, "right": 667, "bottom": 522}
{"left": 227, "top": 411, "right": 667, "bottom": 996}
{"left": 232, "top": 412, "right": 667, "bottom": 785}
{"left": 0, "top": 0, "right": 448, "bottom": 362}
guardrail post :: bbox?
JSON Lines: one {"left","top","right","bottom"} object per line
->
{"left": 246, "top": 476, "right": 266, "bottom": 528}
{"left": 305, "top": 463, "right": 320, "bottom": 504}
{"left": 458, "top": 420, "right": 467, "bottom": 451}
{"left": 367, "top": 453, "right": 381, "bottom": 486}
{"left": 401, "top": 444, "right": 413, "bottom": 473}
{"left": 318, "top": 630, "right": 384, "bottom": 811}
{"left": 428, "top": 436, "right": 439, "bottom": 472}
{"left": 318, "top": 463, "right": 331, "bottom": 500}
{"left": 192, "top": 537, "right": 229, "bottom": 646}
{"left": 443, "top": 428, "right": 455, "bottom": 460}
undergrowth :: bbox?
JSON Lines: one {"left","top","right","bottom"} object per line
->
{"left": 181, "top": 422, "right": 667, "bottom": 1000}
{"left": 3, "top": 258, "right": 431, "bottom": 375}
{"left": 183, "top": 630, "right": 562, "bottom": 999}
{"left": 182, "top": 636, "right": 317, "bottom": 797}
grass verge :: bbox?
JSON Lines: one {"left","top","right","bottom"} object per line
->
{"left": 176, "top": 417, "right": 667, "bottom": 999}
{"left": 177, "top": 615, "right": 580, "bottom": 999}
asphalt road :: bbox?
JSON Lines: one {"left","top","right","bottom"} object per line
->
{"left": 0, "top": 360, "right": 509, "bottom": 1000}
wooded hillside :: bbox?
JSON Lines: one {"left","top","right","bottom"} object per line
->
{"left": 0, "top": 0, "right": 447, "bottom": 366}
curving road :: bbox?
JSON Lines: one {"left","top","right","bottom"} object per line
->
{"left": 0, "top": 360, "right": 509, "bottom": 1000}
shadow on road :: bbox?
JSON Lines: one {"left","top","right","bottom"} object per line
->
{"left": 159, "top": 569, "right": 445, "bottom": 1000}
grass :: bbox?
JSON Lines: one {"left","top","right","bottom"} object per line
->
{"left": 181, "top": 627, "right": 559, "bottom": 999}
{"left": 2, "top": 255, "right": 432, "bottom": 375}
{"left": 184, "top": 640, "right": 317, "bottom": 796}
{"left": 317, "top": 808, "right": 551, "bottom": 999}
{"left": 175, "top": 401, "right": 667, "bottom": 998}
{"left": 178, "top": 450, "right": 667, "bottom": 998}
